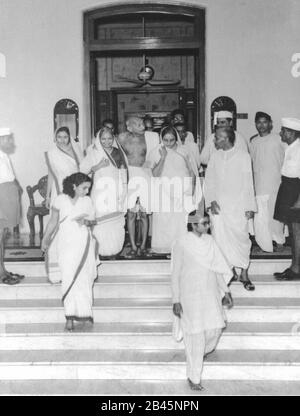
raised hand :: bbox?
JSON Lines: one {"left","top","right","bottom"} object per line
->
{"left": 159, "top": 146, "right": 168, "bottom": 160}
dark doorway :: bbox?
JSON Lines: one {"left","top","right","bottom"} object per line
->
{"left": 84, "top": 3, "right": 205, "bottom": 146}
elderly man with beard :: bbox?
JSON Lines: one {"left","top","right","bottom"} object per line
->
{"left": 0, "top": 128, "right": 24, "bottom": 284}
{"left": 118, "top": 117, "right": 159, "bottom": 257}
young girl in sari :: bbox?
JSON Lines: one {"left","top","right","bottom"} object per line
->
{"left": 42, "top": 173, "right": 98, "bottom": 331}
{"left": 45, "top": 127, "right": 83, "bottom": 208}
{"left": 148, "top": 125, "right": 201, "bottom": 254}
{"left": 80, "top": 127, "right": 128, "bottom": 257}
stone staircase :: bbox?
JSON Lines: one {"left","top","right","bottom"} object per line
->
{"left": 1, "top": 258, "right": 300, "bottom": 395}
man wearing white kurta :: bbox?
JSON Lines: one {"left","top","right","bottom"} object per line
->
{"left": 204, "top": 126, "right": 257, "bottom": 291}
{"left": 172, "top": 210, "right": 233, "bottom": 391}
{"left": 200, "top": 111, "right": 248, "bottom": 166}
{"left": 249, "top": 112, "right": 285, "bottom": 252}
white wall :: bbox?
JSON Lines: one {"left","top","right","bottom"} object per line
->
{"left": 0, "top": 0, "right": 299, "bottom": 230}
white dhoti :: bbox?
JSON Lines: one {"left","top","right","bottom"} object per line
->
{"left": 127, "top": 166, "right": 152, "bottom": 214}
{"left": 183, "top": 329, "right": 222, "bottom": 384}
{"left": 210, "top": 210, "right": 251, "bottom": 269}
{"left": 93, "top": 213, "right": 125, "bottom": 257}
{"left": 253, "top": 193, "right": 285, "bottom": 252}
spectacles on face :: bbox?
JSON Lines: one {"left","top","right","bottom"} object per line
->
{"left": 200, "top": 220, "right": 210, "bottom": 226}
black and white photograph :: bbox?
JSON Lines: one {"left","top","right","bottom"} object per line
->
{"left": 0, "top": 0, "right": 300, "bottom": 397}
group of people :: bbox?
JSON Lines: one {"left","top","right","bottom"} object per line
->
{"left": 45, "top": 111, "right": 202, "bottom": 261}
{"left": 172, "top": 113, "right": 300, "bottom": 390}
{"left": 1, "top": 109, "right": 300, "bottom": 390}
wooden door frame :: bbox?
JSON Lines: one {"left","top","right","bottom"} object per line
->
{"left": 83, "top": 2, "right": 205, "bottom": 147}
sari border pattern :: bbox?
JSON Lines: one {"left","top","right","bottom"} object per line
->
{"left": 62, "top": 230, "right": 91, "bottom": 304}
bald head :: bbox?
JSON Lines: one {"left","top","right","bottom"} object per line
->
{"left": 126, "top": 117, "right": 145, "bottom": 135}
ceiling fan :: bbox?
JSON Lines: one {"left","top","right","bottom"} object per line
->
{"left": 116, "top": 17, "right": 180, "bottom": 88}
{"left": 116, "top": 54, "right": 180, "bottom": 87}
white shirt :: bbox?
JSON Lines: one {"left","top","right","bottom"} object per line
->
{"left": 281, "top": 139, "right": 300, "bottom": 179}
{"left": 0, "top": 149, "right": 15, "bottom": 184}
{"left": 204, "top": 146, "right": 256, "bottom": 213}
{"left": 249, "top": 133, "right": 285, "bottom": 195}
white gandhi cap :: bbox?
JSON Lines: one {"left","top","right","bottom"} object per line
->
{"left": 216, "top": 111, "right": 233, "bottom": 119}
{"left": 213, "top": 111, "right": 233, "bottom": 127}
{"left": 0, "top": 127, "right": 11, "bottom": 136}
{"left": 281, "top": 118, "right": 300, "bottom": 131}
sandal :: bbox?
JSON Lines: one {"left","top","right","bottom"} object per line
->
{"left": 8, "top": 272, "right": 25, "bottom": 280}
{"left": 240, "top": 279, "right": 255, "bottom": 291}
{"left": 138, "top": 248, "right": 152, "bottom": 258}
{"left": 2, "top": 275, "right": 21, "bottom": 285}
{"left": 124, "top": 249, "right": 137, "bottom": 259}
{"left": 230, "top": 269, "right": 239, "bottom": 282}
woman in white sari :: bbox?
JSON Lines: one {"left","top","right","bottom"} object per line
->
{"left": 45, "top": 127, "right": 83, "bottom": 208}
{"left": 148, "top": 126, "right": 202, "bottom": 254}
{"left": 80, "top": 127, "right": 128, "bottom": 257}
{"left": 42, "top": 173, "right": 98, "bottom": 331}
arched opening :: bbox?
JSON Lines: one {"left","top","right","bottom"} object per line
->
{"left": 83, "top": 3, "right": 205, "bottom": 146}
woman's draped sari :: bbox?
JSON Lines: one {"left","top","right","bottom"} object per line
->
{"left": 46, "top": 194, "right": 97, "bottom": 321}
{"left": 45, "top": 138, "right": 83, "bottom": 206}
{"left": 148, "top": 144, "right": 202, "bottom": 253}
{"left": 80, "top": 133, "right": 128, "bottom": 256}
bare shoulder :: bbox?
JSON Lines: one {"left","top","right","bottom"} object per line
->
{"left": 118, "top": 132, "right": 130, "bottom": 144}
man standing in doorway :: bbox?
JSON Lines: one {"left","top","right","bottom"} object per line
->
{"left": 200, "top": 111, "right": 248, "bottom": 166}
{"left": 170, "top": 109, "right": 195, "bottom": 143}
{"left": 204, "top": 126, "right": 257, "bottom": 290}
{"left": 118, "top": 117, "right": 159, "bottom": 257}
{"left": 274, "top": 118, "right": 300, "bottom": 280}
{"left": 249, "top": 112, "right": 285, "bottom": 252}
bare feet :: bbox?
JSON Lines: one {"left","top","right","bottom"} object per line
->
{"left": 65, "top": 319, "right": 74, "bottom": 331}
{"left": 187, "top": 378, "right": 204, "bottom": 391}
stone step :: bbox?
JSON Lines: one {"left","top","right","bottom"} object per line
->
{"left": 1, "top": 379, "right": 299, "bottom": 395}
{"left": 1, "top": 321, "right": 299, "bottom": 350}
{"left": 5, "top": 258, "right": 291, "bottom": 277}
{"left": 0, "top": 349, "right": 300, "bottom": 381}
{"left": 0, "top": 298, "right": 300, "bottom": 323}
{"left": 1, "top": 275, "right": 299, "bottom": 300}
{"left": 2, "top": 321, "right": 297, "bottom": 335}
